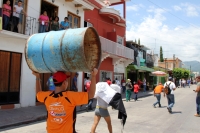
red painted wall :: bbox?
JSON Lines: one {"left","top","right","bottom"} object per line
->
{"left": 96, "top": 57, "right": 114, "bottom": 82}
{"left": 84, "top": 8, "right": 125, "bottom": 45}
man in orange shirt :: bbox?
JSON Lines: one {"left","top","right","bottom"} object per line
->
{"left": 153, "top": 83, "right": 164, "bottom": 108}
{"left": 33, "top": 68, "right": 98, "bottom": 133}
{"left": 133, "top": 82, "right": 140, "bottom": 101}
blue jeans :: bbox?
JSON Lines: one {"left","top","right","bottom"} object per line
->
{"left": 143, "top": 85, "right": 146, "bottom": 92}
{"left": 122, "top": 86, "right": 126, "bottom": 93}
{"left": 39, "top": 24, "right": 46, "bottom": 33}
{"left": 134, "top": 92, "right": 138, "bottom": 101}
{"left": 167, "top": 94, "right": 175, "bottom": 109}
{"left": 188, "top": 83, "right": 190, "bottom": 88}
{"left": 3, "top": 15, "right": 10, "bottom": 30}
{"left": 196, "top": 97, "right": 200, "bottom": 114}
{"left": 154, "top": 94, "right": 161, "bottom": 106}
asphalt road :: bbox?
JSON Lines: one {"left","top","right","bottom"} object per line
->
{"left": 0, "top": 85, "right": 199, "bottom": 133}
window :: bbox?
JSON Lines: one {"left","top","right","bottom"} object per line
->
{"left": 68, "top": 12, "right": 80, "bottom": 29}
{"left": 0, "top": 51, "right": 22, "bottom": 105}
{"left": 100, "top": 71, "right": 112, "bottom": 82}
{"left": 84, "top": 21, "right": 93, "bottom": 27}
{"left": 117, "top": 35, "right": 124, "bottom": 45}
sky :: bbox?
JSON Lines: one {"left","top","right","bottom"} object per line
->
{"left": 112, "top": 0, "right": 200, "bottom": 63}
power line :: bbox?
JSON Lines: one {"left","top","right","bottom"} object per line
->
{"left": 147, "top": 0, "right": 200, "bottom": 30}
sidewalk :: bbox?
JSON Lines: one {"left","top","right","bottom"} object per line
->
{"left": 0, "top": 91, "right": 153, "bottom": 129}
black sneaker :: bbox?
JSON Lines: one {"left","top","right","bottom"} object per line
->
{"left": 167, "top": 107, "right": 172, "bottom": 113}
{"left": 86, "top": 106, "right": 88, "bottom": 112}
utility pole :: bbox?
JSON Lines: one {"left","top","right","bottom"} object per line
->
{"left": 165, "top": 58, "right": 167, "bottom": 72}
{"left": 173, "top": 54, "right": 175, "bottom": 69}
{"left": 190, "top": 65, "right": 191, "bottom": 80}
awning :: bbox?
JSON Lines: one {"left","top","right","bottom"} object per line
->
{"left": 134, "top": 65, "right": 155, "bottom": 72}
{"left": 127, "top": 64, "right": 154, "bottom": 72}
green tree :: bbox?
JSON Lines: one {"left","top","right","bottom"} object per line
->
{"left": 135, "top": 39, "right": 137, "bottom": 44}
{"left": 172, "top": 68, "right": 190, "bottom": 79}
{"left": 160, "top": 46, "right": 164, "bottom": 62}
{"left": 138, "top": 38, "right": 140, "bottom": 45}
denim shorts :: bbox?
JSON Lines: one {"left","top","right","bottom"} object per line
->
{"left": 95, "top": 108, "right": 109, "bottom": 117}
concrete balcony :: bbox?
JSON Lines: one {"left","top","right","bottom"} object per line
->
{"left": 100, "top": 36, "right": 134, "bottom": 63}
{"left": 99, "top": 7, "right": 125, "bottom": 26}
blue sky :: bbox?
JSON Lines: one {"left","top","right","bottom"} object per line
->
{"left": 112, "top": 0, "right": 200, "bottom": 62}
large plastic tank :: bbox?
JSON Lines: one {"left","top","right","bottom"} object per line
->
{"left": 25, "top": 27, "right": 102, "bottom": 73}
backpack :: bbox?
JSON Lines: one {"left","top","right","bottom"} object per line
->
{"left": 164, "top": 82, "right": 171, "bottom": 95}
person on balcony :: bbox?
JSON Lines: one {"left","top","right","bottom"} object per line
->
{"left": 60, "top": 17, "right": 69, "bottom": 30}
{"left": 38, "top": 11, "right": 49, "bottom": 33}
{"left": 3, "top": 0, "right": 11, "bottom": 30}
{"left": 50, "top": 16, "right": 59, "bottom": 31}
{"left": 13, "top": 0, "right": 27, "bottom": 33}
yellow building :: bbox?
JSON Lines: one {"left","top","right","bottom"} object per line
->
{"left": 158, "top": 58, "right": 182, "bottom": 70}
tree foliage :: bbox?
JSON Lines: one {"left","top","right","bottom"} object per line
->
{"left": 172, "top": 68, "right": 190, "bottom": 79}
{"left": 160, "top": 46, "right": 164, "bottom": 62}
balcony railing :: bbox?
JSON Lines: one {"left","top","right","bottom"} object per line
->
{"left": 1, "top": 13, "right": 37, "bottom": 35}
{"left": 100, "top": 36, "right": 134, "bottom": 60}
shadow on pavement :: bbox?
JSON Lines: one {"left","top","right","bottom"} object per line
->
{"left": 172, "top": 111, "right": 182, "bottom": 114}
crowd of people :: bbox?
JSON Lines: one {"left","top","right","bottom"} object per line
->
{"left": 2, "top": 0, "right": 27, "bottom": 32}
{"left": 2, "top": 0, "right": 70, "bottom": 34}
{"left": 38, "top": 11, "right": 70, "bottom": 33}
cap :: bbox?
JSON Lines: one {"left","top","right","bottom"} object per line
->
{"left": 53, "top": 71, "right": 70, "bottom": 83}
{"left": 168, "top": 77, "right": 172, "bottom": 81}
{"left": 127, "top": 79, "right": 131, "bottom": 82}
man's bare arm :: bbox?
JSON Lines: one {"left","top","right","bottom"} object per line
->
{"left": 32, "top": 72, "right": 42, "bottom": 94}
{"left": 195, "top": 86, "right": 200, "bottom": 92}
{"left": 88, "top": 68, "right": 98, "bottom": 99}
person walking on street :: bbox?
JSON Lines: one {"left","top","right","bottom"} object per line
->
{"left": 115, "top": 78, "right": 121, "bottom": 87}
{"left": 187, "top": 79, "right": 191, "bottom": 88}
{"left": 84, "top": 77, "right": 91, "bottom": 92}
{"left": 33, "top": 68, "right": 98, "bottom": 133}
{"left": 91, "top": 84, "right": 113, "bottom": 133}
{"left": 133, "top": 82, "right": 140, "bottom": 101}
{"left": 164, "top": 77, "right": 176, "bottom": 113}
{"left": 72, "top": 72, "right": 79, "bottom": 92}
{"left": 85, "top": 80, "right": 94, "bottom": 112}
{"left": 153, "top": 83, "right": 164, "bottom": 108}
{"left": 194, "top": 76, "right": 200, "bottom": 117}
{"left": 125, "top": 79, "right": 132, "bottom": 102}
{"left": 143, "top": 78, "right": 147, "bottom": 92}
{"left": 121, "top": 78, "right": 126, "bottom": 93}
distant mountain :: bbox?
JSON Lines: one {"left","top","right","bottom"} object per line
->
{"left": 183, "top": 61, "right": 200, "bottom": 73}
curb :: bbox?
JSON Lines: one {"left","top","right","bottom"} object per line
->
{"left": 0, "top": 93, "right": 152, "bottom": 129}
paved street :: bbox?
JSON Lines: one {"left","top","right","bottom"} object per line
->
{"left": 0, "top": 85, "right": 199, "bottom": 133}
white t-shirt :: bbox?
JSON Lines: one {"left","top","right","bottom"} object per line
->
{"left": 13, "top": 5, "right": 23, "bottom": 18}
{"left": 164, "top": 81, "right": 176, "bottom": 94}
{"left": 110, "top": 84, "right": 121, "bottom": 93}
{"left": 115, "top": 80, "right": 121, "bottom": 87}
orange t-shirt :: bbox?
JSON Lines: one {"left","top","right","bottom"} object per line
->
{"left": 37, "top": 91, "right": 88, "bottom": 133}
{"left": 154, "top": 85, "right": 164, "bottom": 94}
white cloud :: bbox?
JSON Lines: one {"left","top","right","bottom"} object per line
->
{"left": 126, "top": 7, "right": 200, "bottom": 62}
{"left": 173, "top": 5, "right": 182, "bottom": 11}
{"left": 126, "top": 4, "right": 143, "bottom": 11}
{"left": 173, "top": 3, "right": 199, "bottom": 17}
